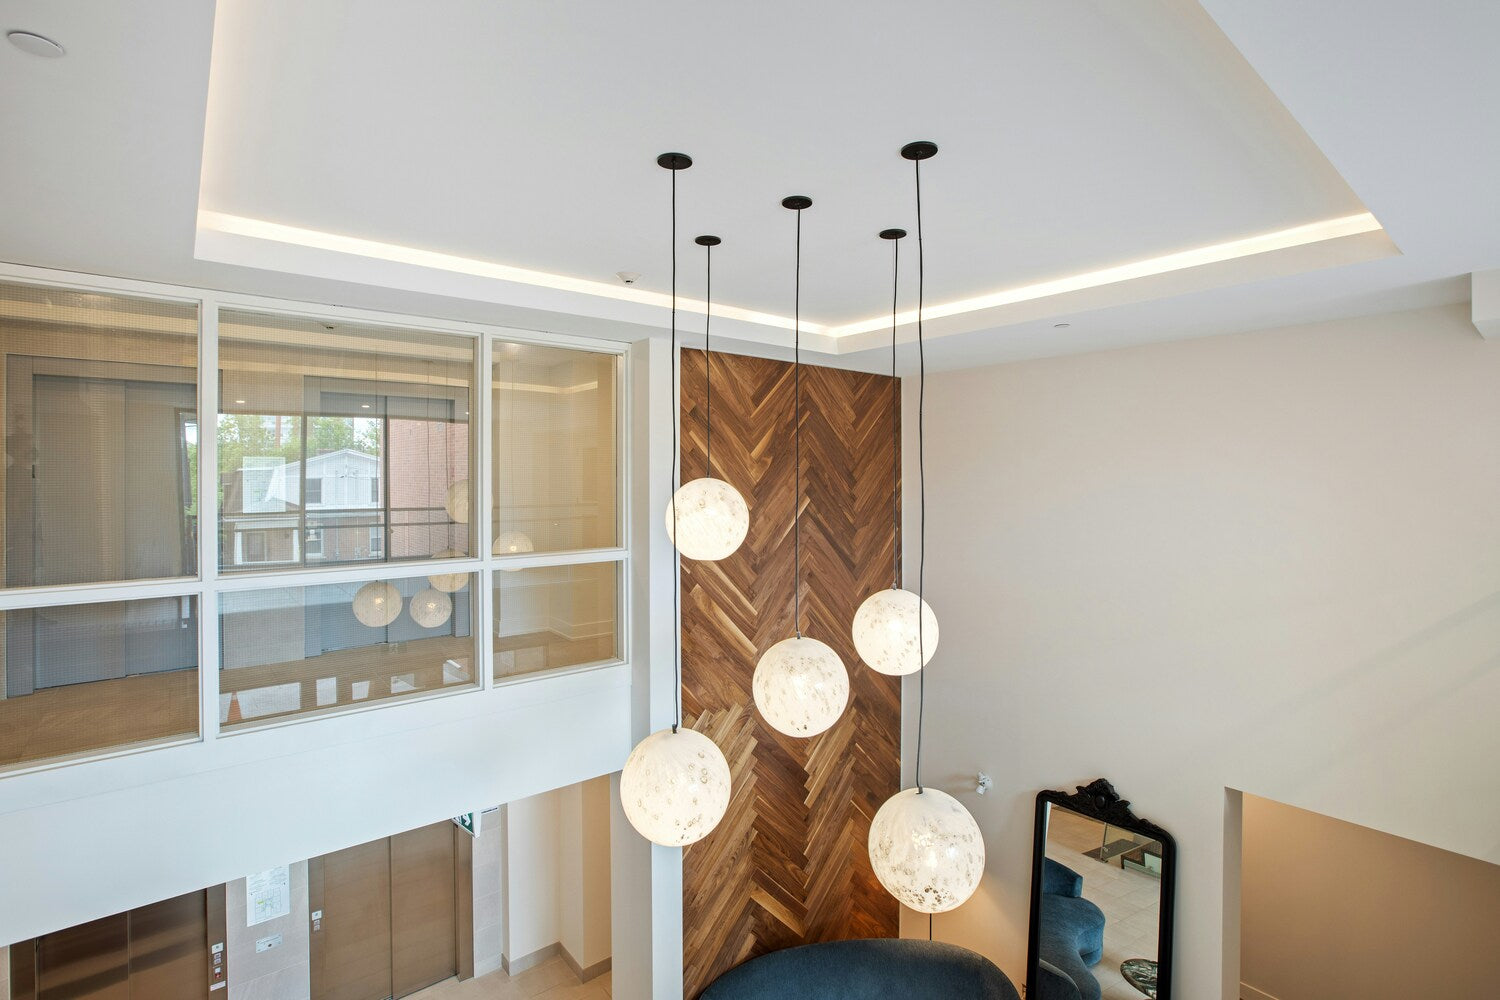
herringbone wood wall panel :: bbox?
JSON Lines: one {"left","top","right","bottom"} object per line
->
{"left": 679, "top": 348, "right": 901, "bottom": 997}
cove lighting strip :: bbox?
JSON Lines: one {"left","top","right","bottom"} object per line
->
{"left": 199, "top": 209, "right": 1381, "bottom": 343}
{"left": 197, "top": 210, "right": 814, "bottom": 334}
{"left": 826, "top": 211, "right": 1384, "bottom": 337}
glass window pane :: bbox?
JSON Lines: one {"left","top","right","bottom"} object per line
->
{"left": 493, "top": 344, "right": 618, "bottom": 556}
{"left": 0, "top": 596, "right": 200, "bottom": 768}
{"left": 0, "top": 281, "right": 199, "bottom": 589}
{"left": 220, "top": 572, "right": 477, "bottom": 727}
{"left": 493, "top": 562, "right": 619, "bottom": 681}
{"left": 219, "top": 311, "right": 475, "bottom": 574}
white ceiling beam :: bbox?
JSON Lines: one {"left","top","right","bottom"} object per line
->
{"left": 1471, "top": 271, "right": 1500, "bottom": 339}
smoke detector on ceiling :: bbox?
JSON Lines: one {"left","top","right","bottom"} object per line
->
{"left": 7, "top": 31, "right": 66, "bottom": 58}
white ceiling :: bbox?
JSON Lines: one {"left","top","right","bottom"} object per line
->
{"left": 0, "top": 0, "right": 1495, "bottom": 370}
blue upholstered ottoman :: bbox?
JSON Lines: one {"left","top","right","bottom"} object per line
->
{"left": 699, "top": 938, "right": 1021, "bottom": 1000}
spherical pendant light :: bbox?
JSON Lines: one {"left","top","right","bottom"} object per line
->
{"left": 444, "top": 480, "right": 469, "bottom": 524}
{"left": 752, "top": 636, "right": 850, "bottom": 737}
{"left": 352, "top": 581, "right": 402, "bottom": 628}
{"left": 868, "top": 787, "right": 985, "bottom": 913}
{"left": 665, "top": 477, "right": 749, "bottom": 561}
{"left": 852, "top": 588, "right": 939, "bottom": 676}
{"left": 427, "top": 548, "right": 469, "bottom": 593}
{"left": 620, "top": 726, "right": 732, "bottom": 847}
{"left": 409, "top": 587, "right": 453, "bottom": 629}
{"left": 493, "top": 530, "right": 534, "bottom": 572}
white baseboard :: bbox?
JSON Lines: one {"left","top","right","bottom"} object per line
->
{"left": 1241, "top": 982, "right": 1280, "bottom": 1000}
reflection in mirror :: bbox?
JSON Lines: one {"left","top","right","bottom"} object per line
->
{"left": 1027, "top": 780, "right": 1176, "bottom": 1000}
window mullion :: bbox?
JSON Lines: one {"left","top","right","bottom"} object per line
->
{"left": 199, "top": 295, "right": 222, "bottom": 744}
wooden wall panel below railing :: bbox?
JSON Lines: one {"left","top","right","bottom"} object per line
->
{"left": 679, "top": 349, "right": 901, "bottom": 997}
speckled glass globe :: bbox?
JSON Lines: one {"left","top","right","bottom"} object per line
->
{"left": 444, "top": 480, "right": 470, "bottom": 525}
{"left": 665, "top": 477, "right": 749, "bottom": 561}
{"left": 427, "top": 548, "right": 469, "bottom": 593}
{"left": 852, "top": 588, "right": 939, "bottom": 676}
{"left": 752, "top": 636, "right": 850, "bottom": 737}
{"left": 620, "top": 727, "right": 732, "bottom": 847}
{"left": 869, "top": 787, "right": 985, "bottom": 913}
{"left": 409, "top": 587, "right": 453, "bottom": 629}
{"left": 352, "top": 581, "right": 402, "bottom": 628}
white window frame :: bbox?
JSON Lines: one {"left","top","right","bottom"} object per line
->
{"left": 0, "top": 261, "right": 632, "bottom": 776}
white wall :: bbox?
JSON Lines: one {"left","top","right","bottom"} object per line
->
{"left": 0, "top": 664, "right": 629, "bottom": 947}
{"left": 904, "top": 304, "right": 1500, "bottom": 999}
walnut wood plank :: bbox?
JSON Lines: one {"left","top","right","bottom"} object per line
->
{"left": 679, "top": 349, "right": 901, "bottom": 997}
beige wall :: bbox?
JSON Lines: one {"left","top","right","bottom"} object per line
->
{"left": 904, "top": 304, "right": 1500, "bottom": 999}
{"left": 1240, "top": 793, "right": 1500, "bottom": 1000}
{"left": 559, "top": 776, "right": 613, "bottom": 974}
{"left": 500, "top": 777, "right": 613, "bottom": 977}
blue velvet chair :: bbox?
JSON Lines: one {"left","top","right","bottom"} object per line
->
{"left": 699, "top": 938, "right": 1021, "bottom": 1000}
{"left": 1034, "top": 858, "right": 1106, "bottom": 1000}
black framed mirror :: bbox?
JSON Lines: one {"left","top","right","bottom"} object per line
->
{"left": 1025, "top": 779, "right": 1176, "bottom": 1000}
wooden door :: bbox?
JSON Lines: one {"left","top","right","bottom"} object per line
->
{"left": 311, "top": 839, "right": 393, "bottom": 1000}
{"left": 127, "top": 891, "right": 208, "bottom": 1000}
{"left": 33, "top": 913, "right": 130, "bottom": 1000}
{"left": 390, "top": 823, "right": 457, "bottom": 998}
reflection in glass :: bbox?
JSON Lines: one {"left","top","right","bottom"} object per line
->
{"left": 493, "top": 344, "right": 617, "bottom": 557}
{"left": 0, "top": 281, "right": 199, "bottom": 590}
{"left": 493, "top": 562, "right": 618, "bottom": 680}
{"left": 1037, "top": 803, "right": 1163, "bottom": 1000}
{"left": 0, "top": 597, "right": 200, "bottom": 768}
{"left": 218, "top": 310, "right": 474, "bottom": 573}
{"left": 219, "top": 574, "right": 476, "bottom": 727}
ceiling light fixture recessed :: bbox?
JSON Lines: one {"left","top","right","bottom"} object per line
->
{"left": 7, "top": 31, "right": 65, "bottom": 58}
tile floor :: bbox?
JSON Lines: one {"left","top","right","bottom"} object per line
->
{"left": 408, "top": 956, "right": 610, "bottom": 1000}
{"left": 1045, "top": 807, "right": 1162, "bottom": 1000}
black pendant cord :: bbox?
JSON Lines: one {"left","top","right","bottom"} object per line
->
{"left": 671, "top": 164, "right": 681, "bottom": 732}
{"left": 890, "top": 235, "right": 901, "bottom": 591}
{"left": 793, "top": 205, "right": 804, "bottom": 638}
{"left": 705, "top": 241, "right": 713, "bottom": 479}
{"left": 665, "top": 159, "right": 685, "bottom": 733}
{"left": 913, "top": 154, "right": 928, "bottom": 795}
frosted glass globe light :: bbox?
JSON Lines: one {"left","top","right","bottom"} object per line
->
{"left": 352, "top": 581, "right": 402, "bottom": 628}
{"left": 410, "top": 587, "right": 453, "bottom": 629}
{"left": 493, "top": 531, "right": 535, "bottom": 572}
{"left": 869, "top": 787, "right": 985, "bottom": 914}
{"left": 620, "top": 727, "right": 732, "bottom": 847}
{"left": 665, "top": 477, "right": 749, "bottom": 561}
{"left": 852, "top": 588, "right": 939, "bottom": 676}
{"left": 444, "top": 480, "right": 470, "bottom": 524}
{"left": 752, "top": 636, "right": 850, "bottom": 737}
{"left": 427, "top": 548, "right": 469, "bottom": 593}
